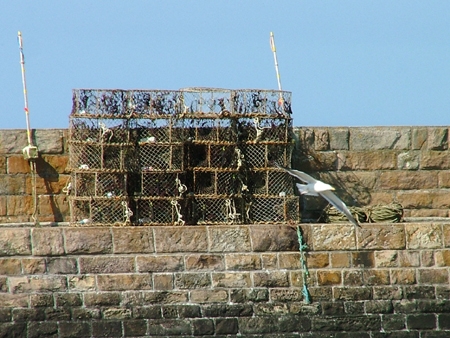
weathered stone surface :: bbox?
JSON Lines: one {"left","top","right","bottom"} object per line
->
{"left": 253, "top": 271, "right": 289, "bottom": 287}
{"left": 225, "top": 253, "right": 261, "bottom": 270}
{"left": 0, "top": 130, "right": 28, "bottom": 154}
{"left": 79, "top": 256, "right": 134, "bottom": 274}
{"left": 0, "top": 228, "right": 31, "bottom": 256}
{"left": 412, "top": 127, "right": 428, "bottom": 150}
{"left": 6, "top": 195, "right": 32, "bottom": 216}
{"left": 112, "top": 227, "right": 153, "bottom": 253}
{"left": 250, "top": 225, "right": 298, "bottom": 252}
{"left": 438, "top": 171, "right": 450, "bottom": 188}
{"left": 68, "top": 275, "right": 96, "bottom": 291}
{"left": 212, "top": 272, "right": 251, "bottom": 288}
{"left": 337, "top": 150, "right": 397, "bottom": 170}
{"left": 64, "top": 228, "right": 112, "bottom": 254}
{"left": 190, "top": 290, "right": 228, "bottom": 303}
{"left": 373, "top": 286, "right": 403, "bottom": 300}
{"left": 230, "top": 288, "right": 269, "bottom": 303}
{"left": 154, "top": 227, "right": 207, "bottom": 253}
{"left": 35, "top": 129, "right": 64, "bottom": 154}
{"left": 418, "top": 268, "right": 449, "bottom": 284}
{"left": 32, "top": 228, "right": 64, "bottom": 256}
{"left": 278, "top": 252, "right": 302, "bottom": 269}
{"left": 185, "top": 254, "right": 224, "bottom": 271}
{"left": 21, "top": 258, "right": 45, "bottom": 274}
{"left": 358, "top": 225, "right": 405, "bottom": 250}
{"left": 55, "top": 293, "right": 83, "bottom": 307}
{"left": 331, "top": 252, "right": 351, "bottom": 268}
{"left": 261, "top": 253, "right": 278, "bottom": 269}
{"left": 375, "top": 250, "right": 399, "bottom": 268}
{"left": 397, "top": 151, "right": 420, "bottom": 170}
{"left": 7, "top": 156, "right": 30, "bottom": 174}
{"left": 46, "top": 257, "right": 77, "bottom": 274}
{"left": 435, "top": 249, "right": 450, "bottom": 266}
{"left": 9, "top": 276, "right": 67, "bottom": 293}
{"left": 421, "top": 250, "right": 434, "bottom": 267}
{"left": 333, "top": 287, "right": 372, "bottom": 301}
{"left": 84, "top": 292, "right": 121, "bottom": 306}
{"left": 0, "top": 258, "right": 21, "bottom": 275}
{"left": 174, "top": 272, "right": 211, "bottom": 289}
{"left": 397, "top": 190, "right": 450, "bottom": 209}
{"left": 153, "top": 273, "right": 173, "bottom": 290}
{"left": 421, "top": 151, "right": 450, "bottom": 169}
{"left": 314, "top": 128, "right": 329, "bottom": 151}
{"left": 317, "top": 270, "right": 342, "bottom": 285}
{"left": 350, "top": 128, "right": 410, "bottom": 150}
{"left": 312, "top": 224, "right": 356, "bottom": 251}
{"left": 378, "top": 171, "right": 438, "bottom": 190}
{"left": 40, "top": 155, "right": 69, "bottom": 174}
{"left": 329, "top": 128, "right": 349, "bottom": 150}
{"left": 406, "top": 224, "right": 442, "bottom": 249}
{"left": 363, "top": 270, "right": 390, "bottom": 285}
{"left": 0, "top": 293, "right": 28, "bottom": 307}
{"left": 398, "top": 251, "right": 420, "bottom": 267}
{"left": 137, "top": 255, "right": 183, "bottom": 272}
{"left": 427, "top": 127, "right": 448, "bottom": 150}
{"left": 209, "top": 226, "right": 251, "bottom": 252}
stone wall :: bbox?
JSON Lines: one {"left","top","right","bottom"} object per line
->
{"left": 0, "top": 223, "right": 449, "bottom": 337}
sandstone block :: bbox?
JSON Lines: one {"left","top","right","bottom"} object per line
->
{"left": 421, "top": 150, "right": 450, "bottom": 169}
{"left": 373, "top": 286, "right": 403, "bottom": 300}
{"left": 0, "top": 130, "right": 28, "bottom": 154}
{"left": 92, "top": 320, "right": 123, "bottom": 336}
{"left": 398, "top": 251, "right": 420, "bottom": 267}
{"left": 412, "top": 127, "right": 427, "bottom": 149}
{"left": 0, "top": 293, "right": 28, "bottom": 307}
{"left": 418, "top": 268, "right": 449, "bottom": 284}
{"left": 435, "top": 250, "right": 450, "bottom": 266}
{"left": 397, "top": 151, "right": 420, "bottom": 170}
{"left": 0, "top": 157, "right": 5, "bottom": 174}
{"left": 209, "top": 226, "right": 251, "bottom": 252}
{"left": 185, "top": 254, "right": 224, "bottom": 271}
{"left": 212, "top": 272, "right": 251, "bottom": 288}
{"left": 102, "top": 308, "right": 131, "bottom": 319}
{"left": 154, "top": 226, "right": 207, "bottom": 253}
{"left": 311, "top": 224, "right": 356, "bottom": 251}
{"left": 32, "top": 228, "right": 64, "bottom": 256}
{"left": 112, "top": 227, "right": 153, "bottom": 254}
{"left": 358, "top": 225, "right": 405, "bottom": 250}
{"left": 9, "top": 276, "right": 67, "bottom": 293}
{"left": 378, "top": 171, "right": 438, "bottom": 190}
{"left": 444, "top": 224, "right": 450, "bottom": 247}
{"left": 7, "top": 156, "right": 30, "bottom": 174}
{"left": 46, "top": 258, "right": 78, "bottom": 274}
{"left": 225, "top": 253, "right": 261, "bottom": 270}
{"left": 0, "top": 197, "right": 5, "bottom": 216}
{"left": 137, "top": 255, "right": 183, "bottom": 272}
{"left": 391, "top": 269, "right": 417, "bottom": 285}
{"left": 29, "top": 294, "right": 53, "bottom": 307}
{"left": 0, "top": 228, "right": 31, "bottom": 256}
{"left": 278, "top": 252, "right": 302, "bottom": 269}
{"left": 406, "top": 224, "right": 442, "bottom": 249}
{"left": 22, "top": 258, "right": 46, "bottom": 275}
{"left": 138, "top": 291, "right": 188, "bottom": 305}
{"left": 352, "top": 251, "right": 375, "bottom": 268}
{"left": 314, "top": 128, "right": 329, "bottom": 151}
{"left": 250, "top": 225, "right": 298, "bottom": 252}
{"left": 337, "top": 150, "right": 397, "bottom": 170}
{"left": 40, "top": 155, "right": 69, "bottom": 174}
{"left": 330, "top": 252, "right": 351, "bottom": 268}
{"left": 147, "top": 319, "right": 191, "bottom": 336}
{"left": 123, "top": 320, "right": 148, "bottom": 336}
{"left": 317, "top": 270, "right": 342, "bottom": 285}
{"left": 343, "top": 270, "right": 363, "bottom": 286}
{"left": 68, "top": 275, "right": 96, "bottom": 291}
{"left": 64, "top": 228, "right": 112, "bottom": 254}
{"left": 35, "top": 129, "right": 64, "bottom": 154}
{"left": 375, "top": 250, "right": 399, "bottom": 268}
{"left": 215, "top": 318, "right": 238, "bottom": 335}
{"left": 363, "top": 270, "right": 390, "bottom": 285}
{"left": 83, "top": 292, "right": 121, "bottom": 306}
{"left": 438, "top": 171, "right": 450, "bottom": 188}
{"left": 55, "top": 293, "right": 83, "bottom": 307}
{"left": 6, "top": 195, "right": 32, "bottom": 216}
{"left": 261, "top": 253, "right": 278, "bottom": 269}
{"left": 421, "top": 250, "right": 434, "bottom": 267}
{"left": 333, "top": 286, "right": 372, "bottom": 301}
{"left": 190, "top": 289, "right": 228, "bottom": 303}
{"left": 350, "top": 128, "right": 410, "bottom": 151}
{"left": 253, "top": 271, "right": 289, "bottom": 287}
{"left": 174, "top": 272, "right": 211, "bottom": 289}
{"left": 0, "top": 277, "right": 7, "bottom": 292}
{"left": 79, "top": 256, "right": 134, "bottom": 274}
{"left": 153, "top": 273, "right": 173, "bottom": 290}
{"left": 270, "top": 288, "right": 303, "bottom": 302}
{"left": 427, "top": 127, "right": 448, "bottom": 150}
{"left": 329, "top": 128, "right": 349, "bottom": 150}
{"left": 0, "top": 258, "right": 21, "bottom": 275}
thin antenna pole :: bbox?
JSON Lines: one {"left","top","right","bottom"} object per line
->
{"left": 270, "top": 32, "right": 284, "bottom": 107}
{"left": 18, "top": 31, "right": 33, "bottom": 146}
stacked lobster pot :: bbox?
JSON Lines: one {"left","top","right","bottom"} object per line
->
{"left": 68, "top": 88, "right": 299, "bottom": 226}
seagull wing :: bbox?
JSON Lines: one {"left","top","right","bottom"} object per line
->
{"left": 319, "top": 190, "right": 360, "bottom": 227}
{"left": 276, "top": 165, "right": 317, "bottom": 184}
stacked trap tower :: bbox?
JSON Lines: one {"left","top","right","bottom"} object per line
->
{"left": 68, "top": 88, "right": 298, "bottom": 225}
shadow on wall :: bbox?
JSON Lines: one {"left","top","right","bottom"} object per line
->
{"left": 35, "top": 157, "right": 63, "bottom": 222}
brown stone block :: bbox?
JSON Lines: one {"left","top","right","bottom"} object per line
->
{"left": 421, "top": 250, "right": 435, "bottom": 267}
{"left": 84, "top": 292, "right": 121, "bottom": 306}
{"left": 0, "top": 294, "right": 28, "bottom": 308}
{"left": 64, "top": 228, "right": 112, "bottom": 254}
{"left": 444, "top": 224, "right": 450, "bottom": 247}
{"left": 112, "top": 227, "right": 154, "bottom": 254}
{"left": 97, "top": 274, "right": 152, "bottom": 291}
{"left": 6, "top": 195, "right": 33, "bottom": 217}
{"left": 270, "top": 288, "right": 304, "bottom": 302}
{"left": 358, "top": 225, "right": 405, "bottom": 250}
{"left": 407, "top": 209, "right": 449, "bottom": 218}
{"left": 278, "top": 253, "right": 301, "bottom": 269}
{"left": 68, "top": 275, "right": 96, "bottom": 291}
{"left": 337, "top": 151, "right": 397, "bottom": 170}
{"left": 314, "top": 128, "right": 330, "bottom": 151}
{"left": 0, "top": 196, "right": 5, "bottom": 216}
{"left": 378, "top": 171, "right": 438, "bottom": 190}
{"left": 253, "top": 271, "right": 289, "bottom": 287}
{"left": 350, "top": 128, "right": 410, "bottom": 151}
{"left": 21, "top": 258, "right": 46, "bottom": 274}
{"left": 0, "top": 175, "right": 26, "bottom": 195}
{"left": 0, "top": 157, "right": 5, "bottom": 174}
{"left": 32, "top": 228, "right": 64, "bottom": 256}
{"left": 308, "top": 286, "right": 333, "bottom": 300}
{"left": 412, "top": 127, "right": 428, "bottom": 149}
{"left": 138, "top": 290, "right": 188, "bottom": 304}
{"left": 427, "top": 127, "right": 448, "bottom": 150}
{"left": 79, "top": 256, "right": 134, "bottom": 274}
{"left": 398, "top": 251, "right": 420, "bottom": 267}
{"left": 250, "top": 225, "right": 298, "bottom": 252}
{"left": 225, "top": 253, "right": 261, "bottom": 270}
{"left": 189, "top": 290, "right": 228, "bottom": 303}
{"left": 329, "top": 128, "right": 349, "bottom": 150}
{"left": 396, "top": 191, "right": 433, "bottom": 209}
{"left": 421, "top": 151, "right": 450, "bottom": 169}
{"left": 29, "top": 293, "right": 53, "bottom": 307}
{"left": 435, "top": 250, "right": 450, "bottom": 266}
{"left": 343, "top": 270, "right": 363, "bottom": 286}
{"left": 154, "top": 226, "right": 207, "bottom": 253}
{"left": 137, "top": 255, "right": 183, "bottom": 272}
{"left": 185, "top": 254, "right": 224, "bottom": 271}
{"left": 174, "top": 272, "right": 211, "bottom": 289}
{"left": 0, "top": 228, "right": 31, "bottom": 256}
{"left": 317, "top": 270, "right": 342, "bottom": 285}
{"left": 9, "top": 276, "right": 67, "bottom": 293}
{"left": 333, "top": 286, "right": 372, "bottom": 301}
{"left": 36, "top": 194, "right": 68, "bottom": 221}
{"left": 397, "top": 151, "right": 420, "bottom": 170}
{"left": 303, "top": 252, "right": 328, "bottom": 268}
{"left": 153, "top": 273, "right": 173, "bottom": 290}
{"left": 363, "top": 270, "right": 390, "bottom": 285}
{"left": 261, "top": 253, "right": 278, "bottom": 269}
{"left": 352, "top": 251, "right": 375, "bottom": 268}
{"left": 212, "top": 272, "right": 251, "bottom": 288}
{"left": 40, "top": 155, "right": 69, "bottom": 174}
{"left": 290, "top": 271, "right": 304, "bottom": 287}
{"left": 0, "top": 258, "right": 21, "bottom": 275}
{"left": 391, "top": 269, "right": 416, "bottom": 285}
{"left": 7, "top": 156, "right": 30, "bottom": 174}
{"left": 46, "top": 257, "right": 77, "bottom": 274}
{"left": 28, "top": 175, "right": 71, "bottom": 195}
{"left": 406, "top": 224, "right": 443, "bottom": 249}
{"left": 375, "top": 250, "right": 399, "bottom": 268}
{"left": 418, "top": 268, "right": 449, "bottom": 284}
{"left": 330, "top": 252, "right": 351, "bottom": 268}
{"left": 373, "top": 286, "right": 403, "bottom": 300}
{"left": 311, "top": 224, "right": 356, "bottom": 251}
{"left": 209, "top": 226, "right": 251, "bottom": 252}
{"left": 438, "top": 171, "right": 450, "bottom": 188}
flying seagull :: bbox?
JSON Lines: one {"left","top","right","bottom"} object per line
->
{"left": 277, "top": 165, "right": 360, "bottom": 227}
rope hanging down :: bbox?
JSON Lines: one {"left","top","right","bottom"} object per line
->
{"left": 296, "top": 226, "right": 311, "bottom": 304}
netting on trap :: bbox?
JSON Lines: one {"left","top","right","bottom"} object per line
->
{"left": 138, "top": 144, "right": 184, "bottom": 171}
{"left": 248, "top": 196, "right": 299, "bottom": 224}
{"left": 70, "top": 197, "right": 133, "bottom": 226}
{"left": 241, "top": 143, "right": 292, "bottom": 168}
{"left": 247, "top": 169, "right": 294, "bottom": 196}
{"left": 191, "top": 197, "right": 243, "bottom": 225}
{"left": 237, "top": 117, "right": 292, "bottom": 143}
{"left": 72, "top": 172, "right": 128, "bottom": 197}
{"left": 187, "top": 143, "right": 240, "bottom": 169}
{"left": 184, "top": 118, "right": 237, "bottom": 143}
{"left": 193, "top": 169, "right": 242, "bottom": 196}
{"left": 136, "top": 172, "right": 186, "bottom": 198}
{"left": 134, "top": 198, "right": 185, "bottom": 226}
{"left": 131, "top": 118, "right": 184, "bottom": 143}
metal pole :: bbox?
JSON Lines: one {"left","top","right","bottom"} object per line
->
{"left": 18, "top": 31, "right": 34, "bottom": 146}
{"left": 270, "top": 32, "right": 284, "bottom": 109}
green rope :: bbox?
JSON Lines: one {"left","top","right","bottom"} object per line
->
{"left": 296, "top": 226, "right": 311, "bottom": 304}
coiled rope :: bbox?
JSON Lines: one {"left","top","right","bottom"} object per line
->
{"left": 324, "top": 202, "right": 404, "bottom": 224}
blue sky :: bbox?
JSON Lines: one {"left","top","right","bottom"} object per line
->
{"left": 1, "top": 1, "right": 449, "bottom": 129}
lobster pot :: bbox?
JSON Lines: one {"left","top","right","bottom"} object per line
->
{"left": 193, "top": 169, "right": 241, "bottom": 196}
{"left": 131, "top": 117, "right": 184, "bottom": 143}
{"left": 181, "top": 88, "right": 232, "bottom": 114}
{"left": 139, "top": 144, "right": 184, "bottom": 171}
{"left": 193, "top": 197, "right": 243, "bottom": 225}
{"left": 187, "top": 143, "right": 239, "bottom": 169}
{"left": 242, "top": 143, "right": 292, "bottom": 169}
{"left": 185, "top": 118, "right": 237, "bottom": 143}
{"left": 247, "top": 169, "right": 294, "bottom": 196}
{"left": 69, "top": 141, "right": 135, "bottom": 171}
{"left": 249, "top": 196, "right": 299, "bottom": 224}
{"left": 134, "top": 198, "right": 184, "bottom": 225}
{"left": 127, "top": 90, "right": 182, "bottom": 116}
{"left": 70, "top": 197, "right": 132, "bottom": 226}
{"left": 72, "top": 171, "right": 128, "bottom": 197}
{"left": 230, "top": 90, "right": 291, "bottom": 115}
{"left": 138, "top": 172, "right": 185, "bottom": 197}
{"left": 237, "top": 117, "right": 292, "bottom": 143}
